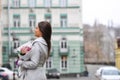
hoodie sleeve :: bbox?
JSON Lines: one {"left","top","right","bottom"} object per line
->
{"left": 18, "top": 42, "right": 41, "bottom": 69}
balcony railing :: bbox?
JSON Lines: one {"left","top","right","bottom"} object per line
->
{"left": 59, "top": 47, "right": 69, "bottom": 56}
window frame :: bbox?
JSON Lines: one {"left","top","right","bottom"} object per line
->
{"left": 13, "top": 0, "right": 20, "bottom": 7}
{"left": 44, "top": 0, "right": 52, "bottom": 8}
{"left": 45, "top": 14, "right": 51, "bottom": 24}
{"left": 28, "top": 0, "right": 36, "bottom": 8}
{"left": 29, "top": 14, "right": 36, "bottom": 29}
{"left": 60, "top": 14, "right": 67, "bottom": 27}
{"left": 46, "top": 57, "right": 52, "bottom": 69}
{"left": 60, "top": 38, "right": 68, "bottom": 49}
{"left": 61, "top": 56, "right": 67, "bottom": 69}
{"left": 13, "top": 14, "right": 20, "bottom": 28}
{"left": 60, "top": 0, "right": 67, "bottom": 7}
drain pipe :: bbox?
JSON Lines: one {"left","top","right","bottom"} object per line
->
{"left": 8, "top": 0, "right": 11, "bottom": 61}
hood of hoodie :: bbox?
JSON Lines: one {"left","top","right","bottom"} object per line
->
{"left": 32, "top": 37, "right": 47, "bottom": 46}
{"left": 32, "top": 37, "right": 48, "bottom": 57}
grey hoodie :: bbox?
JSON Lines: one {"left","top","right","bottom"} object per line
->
{"left": 18, "top": 37, "right": 48, "bottom": 80}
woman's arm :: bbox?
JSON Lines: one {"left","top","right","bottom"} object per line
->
{"left": 18, "top": 43, "right": 42, "bottom": 69}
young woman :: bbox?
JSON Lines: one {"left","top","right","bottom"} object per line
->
{"left": 17, "top": 21, "right": 52, "bottom": 80}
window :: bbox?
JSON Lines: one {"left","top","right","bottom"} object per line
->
{"left": 0, "top": 69, "right": 4, "bottom": 72}
{"left": 13, "top": 15, "right": 20, "bottom": 27}
{"left": 45, "top": 14, "right": 51, "bottom": 23}
{"left": 29, "top": 0, "right": 36, "bottom": 8}
{"left": 2, "top": 46, "right": 6, "bottom": 52}
{"left": 60, "top": 38, "right": 67, "bottom": 49}
{"left": 13, "top": 0, "right": 20, "bottom": 7}
{"left": 29, "top": 14, "right": 36, "bottom": 29}
{"left": 60, "top": 0, "right": 67, "bottom": 7}
{"left": 61, "top": 56, "right": 67, "bottom": 69}
{"left": 60, "top": 14, "right": 67, "bottom": 27}
{"left": 44, "top": 0, "right": 51, "bottom": 7}
{"left": 46, "top": 57, "right": 52, "bottom": 69}
{"left": 117, "top": 38, "right": 120, "bottom": 48}
{"left": 13, "top": 38, "right": 20, "bottom": 49}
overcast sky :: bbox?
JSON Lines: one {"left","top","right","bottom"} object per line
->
{"left": 82, "top": 0, "right": 120, "bottom": 26}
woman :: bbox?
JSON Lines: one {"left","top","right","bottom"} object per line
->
{"left": 17, "top": 21, "right": 52, "bottom": 80}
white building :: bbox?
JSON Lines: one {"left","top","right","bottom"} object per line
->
{"left": 0, "top": 22, "right": 2, "bottom": 66}
{"left": 2, "top": 0, "right": 85, "bottom": 76}
{"left": 0, "top": 0, "right": 2, "bottom": 66}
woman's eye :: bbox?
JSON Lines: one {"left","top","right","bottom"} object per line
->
{"left": 36, "top": 27, "right": 38, "bottom": 29}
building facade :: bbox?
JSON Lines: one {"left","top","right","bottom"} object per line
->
{"left": 2, "top": 0, "right": 84, "bottom": 76}
{"left": 0, "top": 0, "right": 2, "bottom": 66}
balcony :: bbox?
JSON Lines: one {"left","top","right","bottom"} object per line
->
{"left": 59, "top": 47, "right": 69, "bottom": 56}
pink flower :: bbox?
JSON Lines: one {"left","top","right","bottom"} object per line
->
{"left": 21, "top": 46, "right": 31, "bottom": 54}
{"left": 25, "top": 46, "right": 31, "bottom": 51}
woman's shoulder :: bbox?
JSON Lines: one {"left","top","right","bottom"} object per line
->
{"left": 32, "top": 37, "right": 47, "bottom": 46}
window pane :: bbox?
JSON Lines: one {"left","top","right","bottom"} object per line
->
{"left": 60, "top": 0, "right": 67, "bottom": 7}
{"left": 13, "top": 39, "right": 19, "bottom": 49}
{"left": 65, "top": 61, "right": 67, "bottom": 67}
{"left": 14, "top": 21, "right": 16, "bottom": 27}
{"left": 13, "top": 15, "right": 20, "bottom": 27}
{"left": 60, "top": 15, "right": 67, "bottom": 27}
{"left": 65, "top": 42, "right": 67, "bottom": 48}
{"left": 44, "top": 0, "right": 51, "bottom": 7}
{"left": 45, "top": 14, "right": 51, "bottom": 23}
{"left": 61, "top": 56, "right": 67, "bottom": 69}
{"left": 13, "top": 0, "right": 20, "bottom": 7}
{"left": 29, "top": 15, "right": 36, "bottom": 28}
{"left": 2, "top": 46, "right": 6, "bottom": 52}
{"left": 18, "top": 22, "right": 20, "bottom": 27}
{"left": 46, "top": 57, "right": 52, "bottom": 69}
{"left": 60, "top": 38, "right": 67, "bottom": 49}
{"left": 29, "top": 0, "right": 35, "bottom": 7}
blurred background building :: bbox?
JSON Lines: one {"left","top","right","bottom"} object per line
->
{"left": 2, "top": 0, "right": 84, "bottom": 76}
{"left": 83, "top": 22, "right": 116, "bottom": 64}
{"left": 0, "top": 0, "right": 2, "bottom": 66}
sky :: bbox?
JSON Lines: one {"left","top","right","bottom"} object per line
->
{"left": 82, "top": 0, "right": 120, "bottom": 26}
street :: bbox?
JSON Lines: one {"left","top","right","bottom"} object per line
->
{"left": 48, "top": 77, "right": 98, "bottom": 80}
{"left": 16, "top": 64, "right": 105, "bottom": 80}
{"left": 48, "top": 64, "right": 105, "bottom": 80}
{"left": 48, "top": 77, "right": 96, "bottom": 80}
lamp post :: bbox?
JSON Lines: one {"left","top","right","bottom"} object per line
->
{"left": 11, "top": 32, "right": 17, "bottom": 80}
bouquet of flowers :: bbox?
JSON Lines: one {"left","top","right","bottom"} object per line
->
{"left": 16, "top": 40, "right": 32, "bottom": 53}
{"left": 15, "top": 40, "right": 32, "bottom": 66}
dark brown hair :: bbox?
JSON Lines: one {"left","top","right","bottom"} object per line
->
{"left": 38, "top": 21, "right": 52, "bottom": 57}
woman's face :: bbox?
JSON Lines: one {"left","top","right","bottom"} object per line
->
{"left": 34, "top": 26, "right": 42, "bottom": 37}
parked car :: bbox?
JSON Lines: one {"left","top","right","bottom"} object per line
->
{"left": 46, "top": 68, "right": 60, "bottom": 79}
{"left": 0, "top": 72, "right": 9, "bottom": 80}
{"left": 95, "top": 66, "right": 120, "bottom": 80}
{"left": 0, "top": 67, "right": 18, "bottom": 80}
